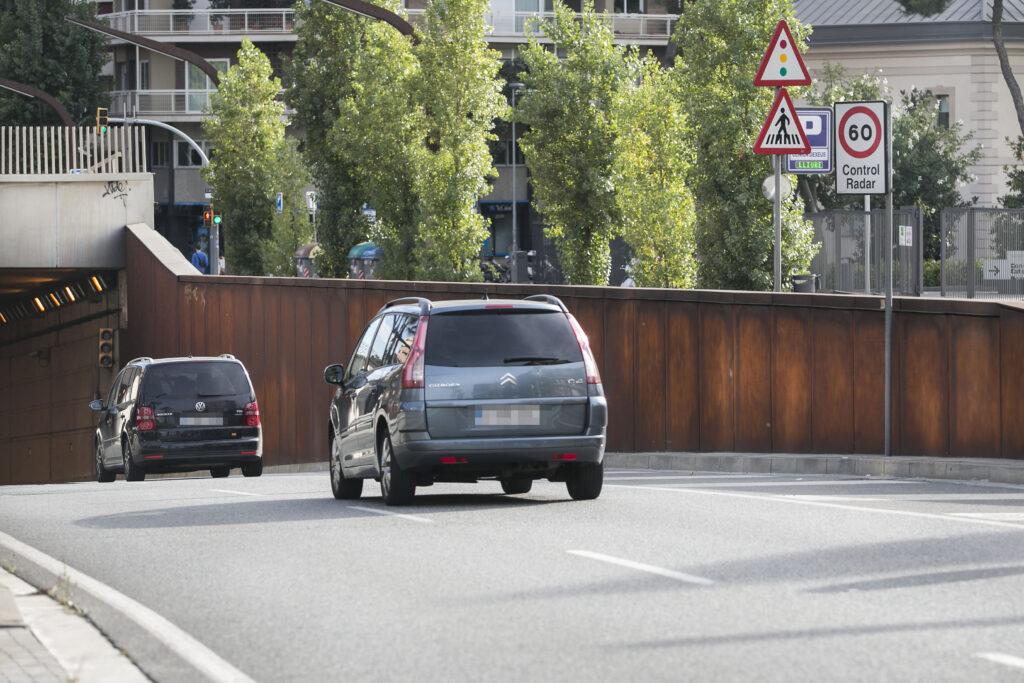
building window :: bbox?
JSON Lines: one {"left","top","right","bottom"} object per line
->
{"left": 186, "top": 59, "right": 229, "bottom": 113}
{"left": 176, "top": 140, "right": 211, "bottom": 168}
{"left": 936, "top": 94, "right": 950, "bottom": 129}
{"left": 489, "top": 140, "right": 524, "bottom": 167}
{"left": 151, "top": 140, "right": 170, "bottom": 167}
{"left": 140, "top": 60, "right": 149, "bottom": 90}
{"left": 614, "top": 0, "right": 642, "bottom": 12}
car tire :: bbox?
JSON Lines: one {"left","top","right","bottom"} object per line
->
{"left": 122, "top": 443, "right": 145, "bottom": 482}
{"left": 210, "top": 467, "right": 231, "bottom": 478}
{"left": 379, "top": 434, "right": 414, "bottom": 506}
{"left": 500, "top": 477, "right": 533, "bottom": 495}
{"left": 95, "top": 443, "right": 115, "bottom": 483}
{"left": 330, "top": 431, "right": 362, "bottom": 500}
{"left": 242, "top": 461, "right": 263, "bottom": 478}
{"left": 565, "top": 462, "right": 603, "bottom": 500}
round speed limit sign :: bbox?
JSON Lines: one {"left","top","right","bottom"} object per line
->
{"left": 835, "top": 101, "right": 888, "bottom": 195}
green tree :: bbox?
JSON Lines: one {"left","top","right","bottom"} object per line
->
{"left": 285, "top": 1, "right": 372, "bottom": 278}
{"left": 516, "top": 0, "right": 628, "bottom": 285}
{"left": 202, "top": 38, "right": 295, "bottom": 276}
{"left": 673, "top": 0, "right": 816, "bottom": 290}
{"left": 0, "top": 0, "right": 109, "bottom": 126}
{"left": 409, "top": 0, "right": 506, "bottom": 281}
{"left": 612, "top": 54, "right": 697, "bottom": 288}
{"left": 805, "top": 65, "right": 981, "bottom": 261}
{"left": 1000, "top": 137, "right": 1024, "bottom": 208}
{"left": 262, "top": 138, "right": 314, "bottom": 277}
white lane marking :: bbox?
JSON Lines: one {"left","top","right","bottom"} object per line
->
{"left": 210, "top": 489, "right": 262, "bottom": 497}
{"left": 0, "top": 530, "right": 255, "bottom": 683}
{"left": 567, "top": 550, "right": 715, "bottom": 586}
{"left": 790, "top": 495, "right": 883, "bottom": 502}
{"left": 346, "top": 506, "right": 434, "bottom": 524}
{"left": 951, "top": 513, "right": 1024, "bottom": 522}
{"left": 974, "top": 652, "right": 1024, "bottom": 670}
{"left": 604, "top": 474, "right": 774, "bottom": 481}
{"left": 607, "top": 485, "right": 1024, "bottom": 531}
{"left": 620, "top": 479, "right": 923, "bottom": 488}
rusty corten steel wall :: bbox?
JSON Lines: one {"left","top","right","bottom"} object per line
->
{"left": 122, "top": 226, "right": 1024, "bottom": 471}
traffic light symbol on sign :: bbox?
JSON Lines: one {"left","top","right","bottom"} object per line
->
{"left": 98, "top": 328, "right": 114, "bottom": 368}
{"left": 96, "top": 108, "right": 108, "bottom": 134}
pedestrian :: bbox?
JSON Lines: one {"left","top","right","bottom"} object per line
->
{"left": 219, "top": 254, "right": 226, "bottom": 275}
{"left": 191, "top": 244, "right": 209, "bottom": 274}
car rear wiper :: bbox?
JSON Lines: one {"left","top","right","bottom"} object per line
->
{"left": 503, "top": 356, "right": 571, "bottom": 365}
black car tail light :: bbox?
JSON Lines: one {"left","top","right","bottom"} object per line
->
{"left": 136, "top": 406, "right": 156, "bottom": 431}
{"left": 244, "top": 401, "right": 260, "bottom": 427}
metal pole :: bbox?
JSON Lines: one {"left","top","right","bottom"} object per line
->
{"left": 884, "top": 101, "right": 893, "bottom": 457}
{"left": 774, "top": 152, "right": 782, "bottom": 292}
{"left": 509, "top": 82, "right": 524, "bottom": 283}
{"left": 864, "top": 194, "right": 871, "bottom": 293}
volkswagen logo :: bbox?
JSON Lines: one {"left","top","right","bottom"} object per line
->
{"left": 499, "top": 373, "right": 517, "bottom": 386}
{"left": 195, "top": 401, "right": 207, "bottom": 412}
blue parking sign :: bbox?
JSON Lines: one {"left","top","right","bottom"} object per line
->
{"left": 787, "top": 107, "right": 832, "bottom": 174}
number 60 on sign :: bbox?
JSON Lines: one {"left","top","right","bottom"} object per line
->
{"left": 834, "top": 101, "right": 889, "bottom": 195}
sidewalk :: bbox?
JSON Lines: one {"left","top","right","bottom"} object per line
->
{"left": 3, "top": 451, "right": 1024, "bottom": 682}
{"left": 0, "top": 569, "right": 147, "bottom": 683}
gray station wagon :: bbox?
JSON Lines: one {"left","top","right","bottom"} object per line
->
{"left": 323, "top": 295, "right": 608, "bottom": 505}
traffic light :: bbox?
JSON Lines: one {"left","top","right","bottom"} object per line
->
{"left": 98, "top": 328, "right": 114, "bottom": 368}
{"left": 203, "top": 206, "right": 213, "bottom": 228}
{"left": 96, "top": 107, "right": 108, "bottom": 134}
{"left": 212, "top": 211, "right": 222, "bottom": 226}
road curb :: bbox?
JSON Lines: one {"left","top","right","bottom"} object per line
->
{"left": 605, "top": 452, "right": 1024, "bottom": 485}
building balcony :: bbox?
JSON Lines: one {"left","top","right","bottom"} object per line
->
{"left": 100, "top": 8, "right": 673, "bottom": 45}
{"left": 102, "top": 9, "right": 295, "bottom": 42}
{"left": 108, "top": 90, "right": 293, "bottom": 120}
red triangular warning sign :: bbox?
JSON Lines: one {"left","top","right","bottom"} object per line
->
{"left": 754, "top": 20, "right": 811, "bottom": 87}
{"left": 753, "top": 88, "right": 810, "bottom": 155}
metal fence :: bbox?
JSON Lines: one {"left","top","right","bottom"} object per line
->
{"left": 939, "top": 207, "right": 1024, "bottom": 300}
{"left": 0, "top": 125, "right": 148, "bottom": 175}
{"left": 805, "top": 208, "right": 923, "bottom": 296}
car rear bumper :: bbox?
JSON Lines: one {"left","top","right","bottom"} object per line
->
{"left": 392, "top": 433, "right": 605, "bottom": 470}
{"left": 135, "top": 439, "right": 261, "bottom": 472}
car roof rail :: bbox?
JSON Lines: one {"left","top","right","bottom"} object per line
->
{"left": 380, "top": 297, "right": 431, "bottom": 316}
{"left": 127, "top": 356, "right": 153, "bottom": 365}
{"left": 219, "top": 353, "right": 236, "bottom": 359}
{"left": 524, "top": 294, "right": 568, "bottom": 312}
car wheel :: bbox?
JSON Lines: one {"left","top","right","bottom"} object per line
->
{"left": 210, "top": 467, "right": 230, "bottom": 478}
{"left": 379, "top": 434, "right": 414, "bottom": 506}
{"left": 122, "top": 443, "right": 145, "bottom": 482}
{"left": 242, "top": 461, "right": 263, "bottom": 477}
{"left": 330, "top": 431, "right": 362, "bottom": 500}
{"left": 95, "top": 443, "right": 115, "bottom": 483}
{"left": 565, "top": 462, "right": 603, "bottom": 500}
{"left": 500, "top": 477, "right": 532, "bottom": 495}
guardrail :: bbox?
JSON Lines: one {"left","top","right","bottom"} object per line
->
{"left": 0, "top": 125, "right": 147, "bottom": 175}
{"left": 103, "top": 9, "right": 294, "bottom": 36}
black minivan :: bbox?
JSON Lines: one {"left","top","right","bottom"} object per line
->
{"left": 90, "top": 355, "right": 263, "bottom": 481}
{"left": 323, "top": 295, "right": 608, "bottom": 505}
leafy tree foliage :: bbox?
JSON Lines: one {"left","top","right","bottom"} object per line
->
{"left": 285, "top": 2, "right": 372, "bottom": 278}
{"left": 612, "top": 54, "right": 697, "bottom": 288}
{"left": 0, "top": 0, "right": 109, "bottom": 126}
{"left": 408, "top": 0, "right": 506, "bottom": 281}
{"left": 202, "top": 39, "right": 308, "bottom": 275}
{"left": 516, "top": 1, "right": 628, "bottom": 286}
{"left": 1000, "top": 137, "right": 1024, "bottom": 208}
{"left": 673, "top": 0, "right": 816, "bottom": 290}
{"left": 263, "top": 138, "right": 315, "bottom": 277}
{"left": 805, "top": 64, "right": 981, "bottom": 261}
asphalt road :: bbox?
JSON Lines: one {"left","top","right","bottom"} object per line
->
{"left": 4, "top": 469, "right": 1024, "bottom": 682}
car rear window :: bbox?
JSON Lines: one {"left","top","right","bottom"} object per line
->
{"left": 142, "top": 361, "right": 251, "bottom": 399}
{"left": 424, "top": 310, "right": 583, "bottom": 367}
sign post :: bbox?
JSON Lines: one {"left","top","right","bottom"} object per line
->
{"left": 835, "top": 100, "right": 893, "bottom": 456}
{"left": 753, "top": 20, "right": 811, "bottom": 292}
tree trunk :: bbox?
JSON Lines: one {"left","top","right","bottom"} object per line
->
{"left": 992, "top": 0, "right": 1024, "bottom": 139}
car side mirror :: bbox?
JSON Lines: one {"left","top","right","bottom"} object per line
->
{"left": 89, "top": 399, "right": 104, "bottom": 412}
{"left": 323, "top": 364, "right": 345, "bottom": 386}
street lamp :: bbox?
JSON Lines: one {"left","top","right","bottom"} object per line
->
{"left": 509, "top": 82, "right": 524, "bottom": 283}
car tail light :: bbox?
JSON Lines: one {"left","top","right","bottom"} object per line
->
{"left": 552, "top": 453, "right": 578, "bottom": 460}
{"left": 566, "top": 314, "right": 601, "bottom": 385}
{"left": 244, "top": 401, "right": 260, "bottom": 427}
{"left": 441, "top": 456, "right": 468, "bottom": 464}
{"left": 136, "top": 406, "right": 155, "bottom": 431}
{"left": 402, "top": 316, "right": 430, "bottom": 389}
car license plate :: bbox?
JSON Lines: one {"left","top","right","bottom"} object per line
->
{"left": 180, "top": 416, "right": 223, "bottom": 426}
{"left": 475, "top": 406, "right": 540, "bottom": 426}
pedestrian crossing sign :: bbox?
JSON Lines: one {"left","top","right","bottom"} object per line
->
{"left": 753, "top": 88, "right": 810, "bottom": 155}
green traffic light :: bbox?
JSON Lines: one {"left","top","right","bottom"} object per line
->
{"left": 213, "top": 215, "right": 222, "bottom": 225}
{"left": 100, "top": 126, "right": 107, "bottom": 133}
